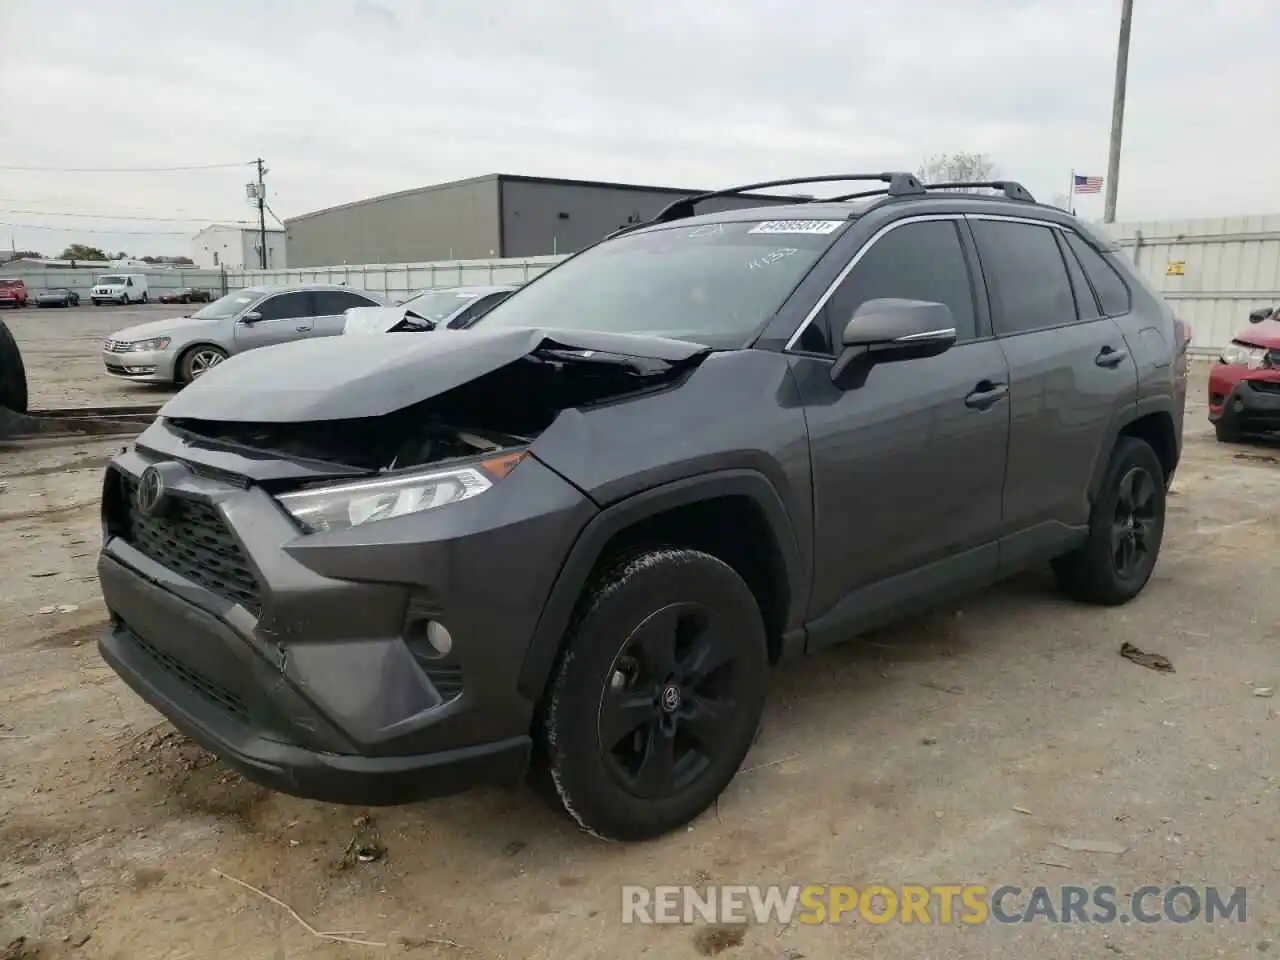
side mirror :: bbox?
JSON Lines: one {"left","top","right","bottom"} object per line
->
{"left": 830, "top": 298, "right": 957, "bottom": 390}
{"left": 241, "top": 311, "right": 262, "bottom": 323}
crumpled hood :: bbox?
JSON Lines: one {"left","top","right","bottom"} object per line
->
{"left": 108, "top": 315, "right": 216, "bottom": 342}
{"left": 342, "top": 305, "right": 420, "bottom": 336}
{"left": 159, "top": 325, "right": 710, "bottom": 423}
{"left": 1236, "top": 317, "right": 1280, "bottom": 350}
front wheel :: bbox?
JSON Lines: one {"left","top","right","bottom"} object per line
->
{"left": 177, "top": 344, "right": 227, "bottom": 384}
{"left": 535, "top": 548, "right": 768, "bottom": 841}
{"left": 141, "top": 292, "right": 148, "bottom": 304}
{"left": 1214, "top": 418, "right": 1245, "bottom": 444}
{"left": 1052, "top": 437, "right": 1166, "bottom": 605}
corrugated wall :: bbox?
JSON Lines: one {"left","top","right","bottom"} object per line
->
{"left": 1109, "top": 214, "right": 1280, "bottom": 357}
{"left": 226, "top": 256, "right": 563, "bottom": 301}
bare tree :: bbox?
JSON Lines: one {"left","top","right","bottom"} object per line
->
{"left": 916, "top": 153, "right": 998, "bottom": 191}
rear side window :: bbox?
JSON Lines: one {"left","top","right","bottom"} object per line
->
{"left": 1056, "top": 231, "right": 1101, "bottom": 321}
{"left": 971, "top": 220, "right": 1076, "bottom": 336}
{"left": 808, "top": 220, "right": 978, "bottom": 351}
{"left": 1063, "top": 232, "right": 1131, "bottom": 316}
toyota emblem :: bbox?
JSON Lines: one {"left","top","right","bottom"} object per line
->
{"left": 135, "top": 465, "right": 166, "bottom": 516}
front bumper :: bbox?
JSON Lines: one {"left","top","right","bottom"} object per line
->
{"left": 101, "top": 347, "right": 177, "bottom": 382}
{"left": 96, "top": 429, "right": 595, "bottom": 804}
{"left": 1208, "top": 363, "right": 1280, "bottom": 431}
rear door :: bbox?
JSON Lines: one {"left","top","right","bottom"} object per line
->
{"left": 232, "top": 291, "right": 314, "bottom": 352}
{"left": 310, "top": 290, "right": 382, "bottom": 337}
{"left": 967, "top": 216, "right": 1138, "bottom": 570}
{"left": 792, "top": 216, "right": 1011, "bottom": 645}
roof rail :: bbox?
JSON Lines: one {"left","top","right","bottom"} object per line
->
{"left": 921, "top": 180, "right": 1036, "bottom": 202}
{"left": 648, "top": 173, "right": 925, "bottom": 225}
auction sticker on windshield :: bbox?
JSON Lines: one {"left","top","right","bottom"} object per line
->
{"left": 748, "top": 220, "right": 846, "bottom": 235}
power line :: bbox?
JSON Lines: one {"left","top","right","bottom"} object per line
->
{"left": 0, "top": 207, "right": 253, "bottom": 224}
{"left": 0, "top": 160, "right": 255, "bottom": 173}
{"left": 0, "top": 220, "right": 192, "bottom": 237}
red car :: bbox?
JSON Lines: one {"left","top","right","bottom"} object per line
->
{"left": 1208, "top": 307, "right": 1280, "bottom": 442}
{"left": 0, "top": 278, "right": 28, "bottom": 308}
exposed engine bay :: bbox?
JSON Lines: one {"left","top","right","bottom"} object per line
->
{"left": 165, "top": 346, "right": 697, "bottom": 472}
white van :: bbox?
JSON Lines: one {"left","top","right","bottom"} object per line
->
{"left": 91, "top": 274, "right": 149, "bottom": 306}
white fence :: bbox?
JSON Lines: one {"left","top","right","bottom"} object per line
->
{"left": 225, "top": 256, "right": 564, "bottom": 302}
{"left": 1109, "top": 214, "right": 1280, "bottom": 357}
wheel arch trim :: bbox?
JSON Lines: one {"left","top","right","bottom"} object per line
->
{"left": 517, "top": 468, "right": 805, "bottom": 702}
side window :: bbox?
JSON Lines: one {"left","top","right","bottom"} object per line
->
{"left": 971, "top": 220, "right": 1076, "bottom": 336}
{"left": 1055, "top": 230, "right": 1101, "bottom": 321}
{"left": 312, "top": 290, "right": 376, "bottom": 315}
{"left": 812, "top": 220, "right": 978, "bottom": 351}
{"left": 1063, "top": 232, "right": 1132, "bottom": 316}
{"left": 255, "top": 291, "right": 311, "bottom": 321}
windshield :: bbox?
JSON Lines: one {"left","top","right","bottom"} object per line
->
{"left": 190, "top": 290, "right": 260, "bottom": 320}
{"left": 97, "top": 275, "right": 127, "bottom": 285}
{"left": 401, "top": 289, "right": 483, "bottom": 322}
{"left": 0, "top": 280, "right": 19, "bottom": 287}
{"left": 477, "top": 219, "right": 846, "bottom": 347}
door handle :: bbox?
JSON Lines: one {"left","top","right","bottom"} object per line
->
{"left": 964, "top": 381, "right": 1009, "bottom": 410}
{"left": 1095, "top": 346, "right": 1129, "bottom": 368}
{"left": 295, "top": 324, "right": 310, "bottom": 331}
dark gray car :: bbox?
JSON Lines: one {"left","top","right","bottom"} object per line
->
{"left": 95, "top": 173, "right": 1187, "bottom": 841}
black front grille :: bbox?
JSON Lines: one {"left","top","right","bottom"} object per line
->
{"left": 424, "top": 665, "right": 464, "bottom": 701}
{"left": 1248, "top": 379, "right": 1280, "bottom": 394}
{"left": 130, "top": 629, "right": 249, "bottom": 721}
{"left": 115, "top": 471, "right": 262, "bottom": 616}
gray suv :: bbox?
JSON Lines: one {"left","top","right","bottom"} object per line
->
{"left": 96, "top": 174, "right": 1188, "bottom": 841}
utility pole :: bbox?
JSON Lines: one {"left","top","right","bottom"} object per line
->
{"left": 1103, "top": 0, "right": 1133, "bottom": 223}
{"left": 255, "top": 158, "right": 268, "bottom": 269}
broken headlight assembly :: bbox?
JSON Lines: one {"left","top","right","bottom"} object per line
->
{"left": 277, "top": 452, "right": 526, "bottom": 533}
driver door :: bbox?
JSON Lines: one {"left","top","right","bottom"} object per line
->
{"left": 232, "top": 291, "right": 314, "bottom": 352}
{"left": 790, "top": 217, "right": 1011, "bottom": 647}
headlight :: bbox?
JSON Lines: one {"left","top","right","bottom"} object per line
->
{"left": 129, "top": 337, "right": 171, "bottom": 351}
{"left": 276, "top": 452, "right": 527, "bottom": 533}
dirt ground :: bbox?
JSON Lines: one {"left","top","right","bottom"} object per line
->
{"left": 1, "top": 308, "right": 1277, "bottom": 959}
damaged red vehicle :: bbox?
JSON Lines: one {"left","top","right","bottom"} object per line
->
{"left": 1208, "top": 306, "right": 1280, "bottom": 442}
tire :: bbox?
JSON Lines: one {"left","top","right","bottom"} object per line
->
{"left": 177, "top": 344, "right": 227, "bottom": 384}
{"left": 141, "top": 292, "right": 148, "bottom": 304}
{"left": 1052, "top": 437, "right": 1166, "bottom": 606}
{"left": 1214, "top": 418, "right": 1245, "bottom": 443}
{"left": 535, "top": 548, "right": 768, "bottom": 841}
{"left": 0, "top": 317, "right": 29, "bottom": 414}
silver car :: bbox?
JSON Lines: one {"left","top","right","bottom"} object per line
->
{"left": 101, "top": 284, "right": 388, "bottom": 384}
{"left": 342, "top": 285, "right": 518, "bottom": 336}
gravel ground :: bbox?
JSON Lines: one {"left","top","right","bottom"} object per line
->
{"left": 1, "top": 311, "right": 1277, "bottom": 960}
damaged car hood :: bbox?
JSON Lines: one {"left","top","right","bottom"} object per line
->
{"left": 158, "top": 326, "right": 711, "bottom": 422}
{"left": 341, "top": 305, "right": 422, "bottom": 336}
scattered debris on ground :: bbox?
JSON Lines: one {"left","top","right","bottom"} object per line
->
{"left": 1049, "top": 838, "right": 1128, "bottom": 855}
{"left": 1119, "top": 642, "right": 1175, "bottom": 673}
{"left": 339, "top": 815, "right": 387, "bottom": 869}
{"left": 692, "top": 923, "right": 748, "bottom": 955}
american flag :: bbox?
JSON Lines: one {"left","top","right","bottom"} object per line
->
{"left": 1073, "top": 174, "right": 1104, "bottom": 194}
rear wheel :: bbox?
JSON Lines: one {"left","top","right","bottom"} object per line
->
{"left": 1052, "top": 437, "right": 1166, "bottom": 605}
{"left": 535, "top": 548, "right": 768, "bottom": 841}
{"left": 141, "top": 292, "right": 149, "bottom": 304}
{"left": 177, "top": 344, "right": 227, "bottom": 384}
{"left": 0, "top": 318, "right": 29, "bottom": 414}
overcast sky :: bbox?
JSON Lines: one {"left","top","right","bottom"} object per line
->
{"left": 0, "top": 0, "right": 1276, "bottom": 258}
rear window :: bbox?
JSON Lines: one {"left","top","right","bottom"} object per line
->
{"left": 479, "top": 218, "right": 847, "bottom": 347}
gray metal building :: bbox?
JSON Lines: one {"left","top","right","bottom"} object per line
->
{"left": 283, "top": 174, "right": 804, "bottom": 267}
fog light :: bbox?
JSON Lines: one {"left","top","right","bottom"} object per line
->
{"left": 125, "top": 365, "right": 156, "bottom": 375}
{"left": 425, "top": 620, "right": 453, "bottom": 658}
